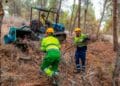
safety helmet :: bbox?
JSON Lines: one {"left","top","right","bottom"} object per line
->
{"left": 74, "top": 28, "right": 81, "bottom": 32}
{"left": 46, "top": 28, "right": 54, "bottom": 33}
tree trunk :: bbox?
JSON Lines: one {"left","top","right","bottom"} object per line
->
{"left": 78, "top": 0, "right": 81, "bottom": 28}
{"left": 72, "top": 9, "right": 78, "bottom": 33}
{"left": 112, "top": 48, "right": 120, "bottom": 86}
{"left": 84, "top": 0, "right": 89, "bottom": 33}
{"left": 56, "top": 0, "right": 62, "bottom": 23}
{"left": 113, "top": 0, "right": 119, "bottom": 51}
{"left": 69, "top": 0, "right": 76, "bottom": 35}
{"left": 43, "top": 0, "right": 48, "bottom": 7}
{"left": 0, "top": 0, "right": 4, "bottom": 44}
{"left": 96, "top": 0, "right": 108, "bottom": 38}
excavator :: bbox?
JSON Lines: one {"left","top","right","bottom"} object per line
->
{"left": 4, "top": 6, "right": 66, "bottom": 51}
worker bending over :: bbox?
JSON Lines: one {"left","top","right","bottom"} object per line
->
{"left": 40, "top": 28, "right": 61, "bottom": 77}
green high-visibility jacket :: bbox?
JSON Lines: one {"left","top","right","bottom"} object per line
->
{"left": 40, "top": 36, "right": 61, "bottom": 51}
{"left": 74, "top": 33, "right": 88, "bottom": 47}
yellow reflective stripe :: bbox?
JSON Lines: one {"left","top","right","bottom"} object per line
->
{"left": 44, "top": 68, "right": 53, "bottom": 77}
{"left": 46, "top": 45, "right": 59, "bottom": 51}
{"left": 46, "top": 43, "right": 59, "bottom": 48}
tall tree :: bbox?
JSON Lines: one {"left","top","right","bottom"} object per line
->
{"left": 72, "top": 9, "right": 78, "bottom": 32}
{"left": 7, "top": 0, "right": 22, "bottom": 16}
{"left": 78, "top": 0, "right": 81, "bottom": 28}
{"left": 112, "top": 49, "right": 120, "bottom": 86}
{"left": 56, "top": 0, "right": 62, "bottom": 23}
{"left": 69, "top": 0, "right": 76, "bottom": 34}
{"left": 0, "top": 0, "right": 4, "bottom": 44}
{"left": 112, "top": 0, "right": 118, "bottom": 51}
{"left": 43, "top": 0, "right": 48, "bottom": 7}
{"left": 96, "top": 0, "right": 108, "bottom": 38}
{"left": 37, "top": 0, "right": 48, "bottom": 7}
{"left": 112, "top": 1, "right": 120, "bottom": 84}
{"left": 84, "top": 0, "right": 89, "bottom": 33}
{"left": 47, "top": 0, "right": 59, "bottom": 22}
{"left": 102, "top": 0, "right": 113, "bottom": 34}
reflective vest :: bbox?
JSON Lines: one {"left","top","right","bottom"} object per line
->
{"left": 74, "top": 33, "right": 88, "bottom": 47}
{"left": 41, "top": 36, "right": 60, "bottom": 51}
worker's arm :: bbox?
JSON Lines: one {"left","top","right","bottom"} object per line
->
{"left": 82, "top": 35, "right": 90, "bottom": 44}
{"left": 40, "top": 38, "right": 46, "bottom": 52}
{"left": 57, "top": 39, "right": 61, "bottom": 49}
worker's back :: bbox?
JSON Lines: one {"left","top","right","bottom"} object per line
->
{"left": 41, "top": 36, "right": 60, "bottom": 51}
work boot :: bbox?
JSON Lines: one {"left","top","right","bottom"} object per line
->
{"left": 51, "top": 74, "right": 59, "bottom": 86}
{"left": 54, "top": 72, "right": 59, "bottom": 76}
{"left": 81, "top": 66, "right": 86, "bottom": 74}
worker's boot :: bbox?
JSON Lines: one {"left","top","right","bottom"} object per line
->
{"left": 81, "top": 66, "right": 86, "bottom": 72}
{"left": 74, "top": 64, "right": 81, "bottom": 74}
{"left": 52, "top": 76, "right": 59, "bottom": 86}
{"left": 51, "top": 71, "right": 59, "bottom": 86}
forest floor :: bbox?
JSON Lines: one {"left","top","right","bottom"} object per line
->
{"left": 0, "top": 40, "right": 116, "bottom": 86}
{"left": 0, "top": 22, "right": 117, "bottom": 86}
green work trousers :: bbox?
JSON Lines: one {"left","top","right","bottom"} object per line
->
{"left": 41, "top": 49, "right": 61, "bottom": 72}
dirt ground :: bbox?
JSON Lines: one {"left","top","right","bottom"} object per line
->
{"left": 0, "top": 40, "right": 116, "bottom": 86}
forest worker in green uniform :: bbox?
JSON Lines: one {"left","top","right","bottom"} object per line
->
{"left": 74, "top": 27, "right": 89, "bottom": 73}
{"left": 40, "top": 28, "right": 61, "bottom": 77}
